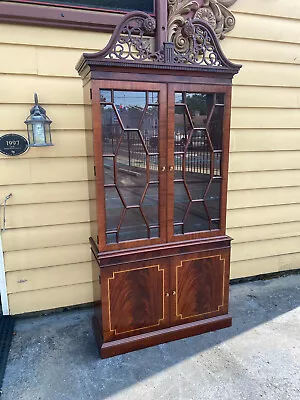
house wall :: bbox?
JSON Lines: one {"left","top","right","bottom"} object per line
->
{"left": 0, "top": 0, "right": 299, "bottom": 314}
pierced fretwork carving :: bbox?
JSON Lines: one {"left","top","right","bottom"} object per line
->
{"left": 76, "top": 10, "right": 241, "bottom": 75}
{"left": 168, "top": 0, "right": 238, "bottom": 41}
{"left": 88, "top": 12, "right": 163, "bottom": 63}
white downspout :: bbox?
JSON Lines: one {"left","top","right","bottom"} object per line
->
{"left": 0, "top": 234, "right": 9, "bottom": 315}
{"left": 0, "top": 193, "right": 12, "bottom": 316}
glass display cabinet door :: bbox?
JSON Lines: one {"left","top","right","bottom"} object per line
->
{"left": 98, "top": 83, "right": 167, "bottom": 248}
{"left": 168, "top": 85, "right": 229, "bottom": 240}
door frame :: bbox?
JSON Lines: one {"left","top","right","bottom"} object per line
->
{"left": 92, "top": 80, "right": 168, "bottom": 252}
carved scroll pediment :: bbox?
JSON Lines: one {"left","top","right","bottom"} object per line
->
{"left": 76, "top": 7, "right": 241, "bottom": 76}
{"left": 168, "top": 0, "right": 238, "bottom": 41}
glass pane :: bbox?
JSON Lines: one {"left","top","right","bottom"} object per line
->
{"left": 116, "top": 131, "right": 147, "bottom": 206}
{"left": 114, "top": 91, "right": 146, "bottom": 129}
{"left": 205, "top": 179, "right": 221, "bottom": 220}
{"left": 140, "top": 105, "right": 159, "bottom": 152}
{"left": 148, "top": 92, "right": 159, "bottom": 104}
{"left": 185, "top": 202, "right": 209, "bottom": 233}
{"left": 216, "top": 93, "right": 225, "bottom": 105}
{"left": 214, "top": 152, "right": 222, "bottom": 177}
{"left": 119, "top": 209, "right": 148, "bottom": 241}
{"left": 106, "top": 232, "right": 117, "bottom": 244}
{"left": 149, "top": 155, "right": 159, "bottom": 181}
{"left": 100, "top": 89, "right": 112, "bottom": 103}
{"left": 105, "top": 187, "right": 124, "bottom": 231}
{"left": 141, "top": 184, "right": 159, "bottom": 226}
{"left": 174, "top": 154, "right": 184, "bottom": 180}
{"left": 174, "top": 106, "right": 192, "bottom": 152}
{"left": 175, "top": 92, "right": 183, "bottom": 103}
{"left": 174, "top": 225, "right": 183, "bottom": 235}
{"left": 103, "top": 157, "right": 114, "bottom": 184}
{"left": 174, "top": 182, "right": 190, "bottom": 223}
{"left": 150, "top": 227, "right": 159, "bottom": 238}
{"left": 212, "top": 220, "right": 221, "bottom": 230}
{"left": 208, "top": 106, "right": 224, "bottom": 150}
{"left": 186, "top": 93, "right": 214, "bottom": 129}
{"left": 101, "top": 104, "right": 122, "bottom": 154}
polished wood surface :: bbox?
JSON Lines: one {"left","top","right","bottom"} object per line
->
{"left": 79, "top": 22, "right": 236, "bottom": 356}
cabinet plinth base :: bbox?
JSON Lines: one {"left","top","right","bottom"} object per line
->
{"left": 93, "top": 314, "right": 232, "bottom": 359}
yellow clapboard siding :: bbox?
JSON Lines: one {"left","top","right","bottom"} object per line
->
{"left": 0, "top": 157, "right": 90, "bottom": 185}
{"left": 0, "top": 181, "right": 95, "bottom": 205}
{"left": 228, "top": 221, "right": 300, "bottom": 244}
{"left": 232, "top": 0, "right": 300, "bottom": 20}
{"left": 0, "top": 23, "right": 111, "bottom": 50}
{"left": 4, "top": 244, "right": 92, "bottom": 272}
{"left": 222, "top": 37, "right": 300, "bottom": 65}
{"left": 0, "top": 74, "right": 84, "bottom": 105}
{"left": 6, "top": 261, "right": 93, "bottom": 294}
{"left": 230, "top": 252, "right": 300, "bottom": 279}
{"left": 8, "top": 282, "right": 94, "bottom": 314}
{"left": 0, "top": 131, "right": 93, "bottom": 159}
{"left": 230, "top": 129, "right": 300, "bottom": 152}
{"left": 5, "top": 200, "right": 96, "bottom": 229}
{"left": 228, "top": 204, "right": 300, "bottom": 228}
{"left": 233, "top": 61, "right": 300, "bottom": 87}
{"left": 0, "top": 104, "right": 85, "bottom": 131}
{"left": 231, "top": 236, "right": 300, "bottom": 262}
{"left": 1, "top": 222, "right": 94, "bottom": 252}
{"left": 229, "top": 151, "right": 300, "bottom": 172}
{"left": 231, "top": 13, "right": 300, "bottom": 44}
{"left": 0, "top": 44, "right": 37, "bottom": 75}
{"left": 232, "top": 86, "right": 300, "bottom": 109}
{"left": 228, "top": 187, "right": 300, "bottom": 209}
{"left": 231, "top": 108, "right": 300, "bottom": 129}
{"left": 228, "top": 170, "right": 300, "bottom": 191}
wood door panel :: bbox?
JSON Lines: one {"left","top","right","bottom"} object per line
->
{"left": 102, "top": 262, "right": 169, "bottom": 341}
{"left": 174, "top": 254, "right": 227, "bottom": 324}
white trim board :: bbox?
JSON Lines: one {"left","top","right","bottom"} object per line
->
{"left": 0, "top": 234, "right": 9, "bottom": 315}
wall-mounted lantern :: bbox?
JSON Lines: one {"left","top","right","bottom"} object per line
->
{"left": 25, "top": 93, "right": 53, "bottom": 147}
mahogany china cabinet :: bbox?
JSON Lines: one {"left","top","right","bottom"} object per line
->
{"left": 76, "top": 6, "right": 241, "bottom": 358}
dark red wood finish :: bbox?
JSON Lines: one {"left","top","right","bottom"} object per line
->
{"left": 77, "top": 10, "right": 240, "bottom": 358}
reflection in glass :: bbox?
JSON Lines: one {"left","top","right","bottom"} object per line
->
{"left": 100, "top": 89, "right": 112, "bottom": 103}
{"left": 209, "top": 106, "right": 224, "bottom": 150}
{"left": 101, "top": 104, "right": 122, "bottom": 155}
{"left": 186, "top": 93, "right": 213, "bottom": 129}
{"left": 105, "top": 187, "right": 124, "bottom": 231}
{"left": 140, "top": 105, "right": 159, "bottom": 152}
{"left": 114, "top": 91, "right": 146, "bottom": 129}
{"left": 148, "top": 92, "right": 159, "bottom": 104}
{"left": 206, "top": 179, "right": 221, "bottom": 220}
{"left": 142, "top": 184, "right": 159, "bottom": 225}
{"left": 174, "top": 182, "right": 190, "bottom": 223}
{"left": 103, "top": 157, "right": 114, "bottom": 185}
{"left": 119, "top": 209, "right": 148, "bottom": 241}
{"left": 173, "top": 91, "right": 225, "bottom": 234}
{"left": 116, "top": 130, "right": 147, "bottom": 206}
{"left": 185, "top": 202, "right": 210, "bottom": 233}
{"left": 101, "top": 89, "right": 160, "bottom": 244}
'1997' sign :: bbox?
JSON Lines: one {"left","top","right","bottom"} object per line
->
{"left": 0, "top": 134, "right": 29, "bottom": 156}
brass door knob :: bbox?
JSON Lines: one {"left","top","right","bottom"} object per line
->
{"left": 165, "top": 292, "right": 170, "bottom": 297}
{"left": 161, "top": 166, "right": 166, "bottom": 172}
{"left": 169, "top": 166, "right": 174, "bottom": 172}
{"left": 172, "top": 291, "right": 176, "bottom": 295}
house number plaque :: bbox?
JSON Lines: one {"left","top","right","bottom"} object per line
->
{"left": 0, "top": 134, "right": 29, "bottom": 156}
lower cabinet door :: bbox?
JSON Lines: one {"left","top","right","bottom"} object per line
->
{"left": 170, "top": 249, "right": 230, "bottom": 325}
{"left": 101, "top": 260, "right": 170, "bottom": 342}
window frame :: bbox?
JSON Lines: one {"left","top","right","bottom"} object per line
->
{"left": 0, "top": 0, "right": 156, "bottom": 32}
